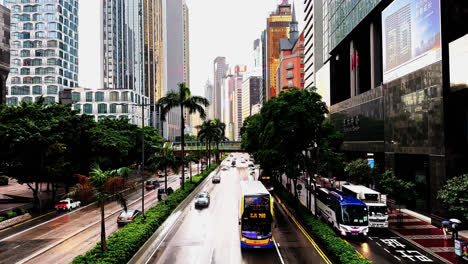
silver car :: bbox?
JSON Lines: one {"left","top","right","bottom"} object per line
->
{"left": 194, "top": 192, "right": 210, "bottom": 208}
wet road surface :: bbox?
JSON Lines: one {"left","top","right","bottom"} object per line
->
{"left": 0, "top": 167, "right": 198, "bottom": 264}
{"left": 147, "top": 153, "right": 329, "bottom": 264}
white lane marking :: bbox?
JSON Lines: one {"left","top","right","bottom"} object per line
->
{"left": 384, "top": 248, "right": 390, "bottom": 254}
{"left": 376, "top": 242, "right": 382, "bottom": 247}
{"left": 273, "top": 238, "right": 285, "bottom": 264}
{"left": 394, "top": 255, "right": 401, "bottom": 261}
{"left": 368, "top": 237, "right": 373, "bottom": 240}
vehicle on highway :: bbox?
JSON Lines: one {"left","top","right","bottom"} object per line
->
{"left": 230, "top": 154, "right": 233, "bottom": 157}
{"left": 55, "top": 198, "right": 81, "bottom": 211}
{"left": 239, "top": 181, "right": 274, "bottom": 248}
{"left": 212, "top": 175, "right": 221, "bottom": 183}
{"left": 341, "top": 184, "right": 388, "bottom": 229}
{"left": 316, "top": 187, "right": 369, "bottom": 237}
{"left": 179, "top": 175, "right": 190, "bottom": 183}
{"left": 241, "top": 159, "right": 246, "bottom": 163}
{"left": 249, "top": 158, "right": 254, "bottom": 162}
{"left": 194, "top": 191, "right": 210, "bottom": 208}
{"left": 231, "top": 160, "right": 236, "bottom": 167}
{"left": 258, "top": 173, "right": 273, "bottom": 191}
{"left": 145, "top": 180, "right": 160, "bottom": 190}
{"left": 221, "top": 166, "right": 228, "bottom": 171}
{"left": 117, "top": 209, "right": 142, "bottom": 226}
{"left": 157, "top": 187, "right": 173, "bottom": 201}
{"left": 248, "top": 163, "right": 254, "bottom": 168}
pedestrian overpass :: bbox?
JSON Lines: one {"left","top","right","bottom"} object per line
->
{"left": 171, "top": 141, "right": 243, "bottom": 153}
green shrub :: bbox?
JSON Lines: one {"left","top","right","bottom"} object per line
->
{"left": 72, "top": 163, "right": 219, "bottom": 264}
{"left": 0, "top": 216, "right": 5, "bottom": 222}
{"left": 275, "top": 184, "right": 371, "bottom": 264}
{"left": 0, "top": 176, "right": 8, "bottom": 185}
{"left": 6, "top": 211, "right": 17, "bottom": 219}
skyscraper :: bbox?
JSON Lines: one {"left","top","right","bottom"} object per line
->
{"left": 5, "top": 0, "right": 79, "bottom": 105}
{"left": 265, "top": 0, "right": 291, "bottom": 101}
{"left": 213, "top": 56, "right": 227, "bottom": 120}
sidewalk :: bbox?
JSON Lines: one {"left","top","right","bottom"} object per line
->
{"left": 389, "top": 210, "right": 467, "bottom": 264}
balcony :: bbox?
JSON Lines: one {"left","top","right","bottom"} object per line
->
{"left": 286, "top": 71, "right": 294, "bottom": 79}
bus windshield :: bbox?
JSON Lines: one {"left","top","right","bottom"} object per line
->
{"left": 368, "top": 205, "right": 388, "bottom": 217}
{"left": 244, "top": 195, "right": 270, "bottom": 211}
{"left": 241, "top": 222, "right": 271, "bottom": 237}
{"left": 341, "top": 205, "right": 368, "bottom": 226}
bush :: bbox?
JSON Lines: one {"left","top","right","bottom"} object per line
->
{"left": 275, "top": 183, "right": 371, "bottom": 264}
{"left": 0, "top": 176, "right": 8, "bottom": 185}
{"left": 6, "top": 211, "right": 17, "bottom": 219}
{"left": 13, "top": 208, "right": 27, "bottom": 216}
{"left": 0, "top": 216, "right": 5, "bottom": 222}
{"left": 72, "top": 163, "right": 220, "bottom": 264}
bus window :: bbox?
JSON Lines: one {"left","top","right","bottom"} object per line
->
{"left": 341, "top": 205, "right": 368, "bottom": 226}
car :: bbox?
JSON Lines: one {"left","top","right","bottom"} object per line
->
{"left": 194, "top": 191, "right": 210, "bottom": 208}
{"left": 212, "top": 175, "right": 221, "bottom": 183}
{"left": 157, "top": 174, "right": 164, "bottom": 178}
{"left": 221, "top": 166, "right": 228, "bottom": 171}
{"left": 230, "top": 154, "right": 233, "bottom": 157}
{"left": 145, "top": 180, "right": 160, "bottom": 190}
{"left": 157, "top": 187, "right": 174, "bottom": 201}
{"left": 55, "top": 198, "right": 81, "bottom": 211}
{"left": 241, "top": 160, "right": 246, "bottom": 163}
{"left": 248, "top": 163, "right": 254, "bottom": 168}
{"left": 117, "top": 209, "right": 142, "bottom": 226}
{"left": 249, "top": 158, "right": 254, "bottom": 162}
{"left": 231, "top": 160, "right": 236, "bottom": 167}
{"left": 179, "top": 175, "right": 190, "bottom": 183}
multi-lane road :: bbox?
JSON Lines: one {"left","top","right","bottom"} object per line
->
{"left": 141, "top": 153, "right": 331, "bottom": 264}
{"left": 0, "top": 168, "right": 192, "bottom": 264}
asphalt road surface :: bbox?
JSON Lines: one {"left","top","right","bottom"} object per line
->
{"left": 0, "top": 166, "right": 198, "bottom": 264}
{"left": 145, "top": 153, "right": 330, "bottom": 264}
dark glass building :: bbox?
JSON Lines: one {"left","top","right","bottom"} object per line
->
{"left": 325, "top": 0, "right": 468, "bottom": 223}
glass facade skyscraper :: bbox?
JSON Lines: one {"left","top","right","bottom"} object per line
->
{"left": 4, "top": 0, "right": 79, "bottom": 105}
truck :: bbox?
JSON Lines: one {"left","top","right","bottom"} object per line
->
{"left": 55, "top": 198, "right": 81, "bottom": 211}
{"left": 341, "top": 184, "right": 389, "bottom": 229}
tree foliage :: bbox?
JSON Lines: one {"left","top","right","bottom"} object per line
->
{"left": 377, "top": 170, "right": 416, "bottom": 210}
{"left": 437, "top": 174, "right": 468, "bottom": 221}
{"left": 344, "top": 159, "right": 378, "bottom": 186}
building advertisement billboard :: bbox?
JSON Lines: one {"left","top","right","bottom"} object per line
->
{"left": 382, "top": 0, "right": 441, "bottom": 83}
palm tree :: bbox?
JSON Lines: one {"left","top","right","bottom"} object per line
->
{"left": 158, "top": 83, "right": 209, "bottom": 190}
{"left": 212, "top": 119, "right": 227, "bottom": 163}
{"left": 197, "top": 119, "right": 225, "bottom": 166}
{"left": 89, "top": 165, "right": 128, "bottom": 252}
{"left": 148, "top": 143, "right": 178, "bottom": 192}
{"left": 184, "top": 153, "right": 199, "bottom": 183}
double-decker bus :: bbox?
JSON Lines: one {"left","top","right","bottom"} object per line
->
{"left": 258, "top": 171, "right": 273, "bottom": 191}
{"left": 316, "top": 187, "right": 369, "bottom": 237}
{"left": 239, "top": 181, "right": 274, "bottom": 248}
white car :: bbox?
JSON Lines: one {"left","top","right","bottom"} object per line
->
{"left": 195, "top": 192, "right": 210, "bottom": 208}
{"left": 55, "top": 198, "right": 81, "bottom": 211}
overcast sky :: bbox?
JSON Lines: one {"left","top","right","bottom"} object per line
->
{"left": 185, "top": 0, "right": 304, "bottom": 96}
{"left": 78, "top": 0, "right": 304, "bottom": 94}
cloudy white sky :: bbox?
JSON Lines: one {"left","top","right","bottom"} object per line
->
{"left": 78, "top": 0, "right": 304, "bottom": 94}
{"left": 185, "top": 0, "right": 304, "bottom": 96}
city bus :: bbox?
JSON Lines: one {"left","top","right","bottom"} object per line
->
{"left": 316, "top": 187, "right": 369, "bottom": 237}
{"left": 258, "top": 171, "right": 273, "bottom": 191}
{"left": 239, "top": 181, "right": 274, "bottom": 248}
{"left": 341, "top": 184, "right": 388, "bottom": 229}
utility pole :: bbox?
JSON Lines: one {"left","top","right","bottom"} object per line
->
{"left": 141, "top": 102, "right": 145, "bottom": 223}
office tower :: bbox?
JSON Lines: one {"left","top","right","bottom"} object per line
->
{"left": 204, "top": 79, "right": 213, "bottom": 118}
{"left": 213, "top": 56, "right": 227, "bottom": 120}
{"left": 241, "top": 76, "right": 261, "bottom": 124}
{"left": 0, "top": 4, "right": 9, "bottom": 105}
{"left": 265, "top": 0, "right": 291, "bottom": 101}
{"left": 5, "top": 0, "right": 78, "bottom": 105}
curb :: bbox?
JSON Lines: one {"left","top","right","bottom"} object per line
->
{"left": 128, "top": 165, "right": 221, "bottom": 264}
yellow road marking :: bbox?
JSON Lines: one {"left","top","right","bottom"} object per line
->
{"left": 273, "top": 194, "right": 333, "bottom": 264}
{"left": 0, "top": 210, "right": 55, "bottom": 234}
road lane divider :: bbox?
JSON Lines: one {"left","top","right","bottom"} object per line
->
{"left": 15, "top": 186, "right": 163, "bottom": 264}
{"left": 273, "top": 237, "right": 286, "bottom": 264}
{"left": 273, "top": 193, "right": 333, "bottom": 264}
{"left": 130, "top": 166, "right": 221, "bottom": 264}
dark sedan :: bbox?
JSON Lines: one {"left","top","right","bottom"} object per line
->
{"left": 117, "top": 209, "right": 141, "bottom": 226}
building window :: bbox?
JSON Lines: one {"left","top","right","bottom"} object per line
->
{"left": 110, "top": 104, "right": 117, "bottom": 114}
{"left": 98, "top": 103, "right": 107, "bottom": 114}
{"left": 72, "top": 92, "right": 80, "bottom": 103}
{"left": 35, "top": 22, "right": 44, "bottom": 30}
{"left": 95, "top": 92, "right": 104, "bottom": 102}
{"left": 44, "top": 96, "right": 55, "bottom": 105}
{"left": 20, "top": 68, "right": 30, "bottom": 75}
{"left": 86, "top": 92, "right": 93, "bottom": 102}
{"left": 32, "top": 86, "right": 42, "bottom": 95}
{"left": 45, "top": 76, "right": 55, "bottom": 84}
{"left": 121, "top": 104, "right": 128, "bottom": 113}
{"left": 121, "top": 91, "right": 128, "bottom": 101}
{"left": 109, "top": 91, "right": 119, "bottom": 101}
{"left": 47, "top": 85, "right": 58, "bottom": 94}
{"left": 83, "top": 104, "right": 92, "bottom": 114}
{"left": 6, "top": 97, "right": 18, "bottom": 105}
{"left": 11, "top": 86, "right": 30, "bottom": 95}
{"left": 22, "top": 97, "right": 33, "bottom": 103}
{"left": 73, "top": 104, "right": 81, "bottom": 112}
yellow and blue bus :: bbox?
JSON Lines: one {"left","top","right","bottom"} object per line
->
{"left": 239, "top": 181, "right": 274, "bottom": 249}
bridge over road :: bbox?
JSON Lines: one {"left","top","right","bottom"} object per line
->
{"left": 171, "top": 141, "right": 243, "bottom": 154}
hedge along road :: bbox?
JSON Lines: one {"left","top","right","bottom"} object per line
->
{"left": 140, "top": 153, "right": 330, "bottom": 264}
{"left": 0, "top": 166, "right": 196, "bottom": 264}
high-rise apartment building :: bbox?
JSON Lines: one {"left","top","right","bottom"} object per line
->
{"left": 265, "top": 0, "right": 291, "bottom": 101}
{"left": 5, "top": 0, "right": 79, "bottom": 106}
{"left": 232, "top": 66, "right": 244, "bottom": 141}
{"left": 241, "top": 76, "right": 261, "bottom": 124}
{"left": 204, "top": 79, "right": 213, "bottom": 118}
{"left": 0, "top": 4, "right": 9, "bottom": 105}
{"left": 213, "top": 56, "right": 227, "bottom": 120}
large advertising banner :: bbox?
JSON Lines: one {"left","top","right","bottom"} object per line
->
{"left": 382, "top": 0, "right": 442, "bottom": 83}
